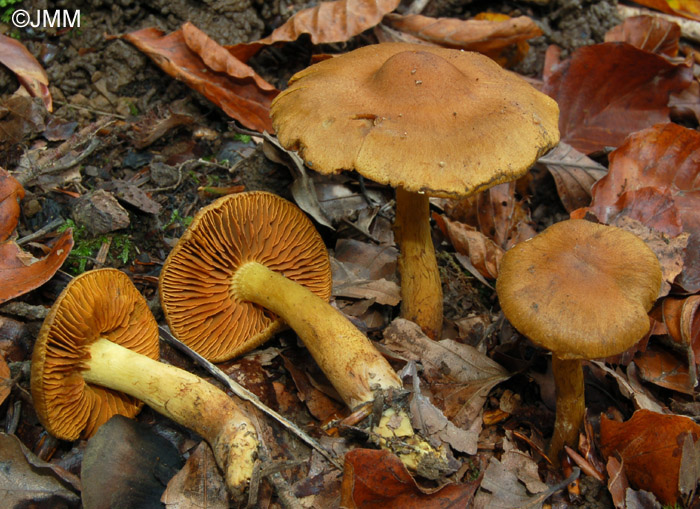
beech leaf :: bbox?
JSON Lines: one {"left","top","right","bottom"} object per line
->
{"left": 605, "top": 15, "right": 680, "bottom": 56}
{"left": 0, "top": 34, "right": 52, "bottom": 111}
{"left": 630, "top": 0, "right": 700, "bottom": 21}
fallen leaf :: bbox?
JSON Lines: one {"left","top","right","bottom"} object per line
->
{"left": 282, "top": 353, "right": 346, "bottom": 422}
{"left": 501, "top": 433, "right": 548, "bottom": 494}
{"left": 383, "top": 318, "right": 510, "bottom": 427}
{"left": 630, "top": 0, "right": 700, "bottom": 21}
{"left": 634, "top": 344, "right": 695, "bottom": 395}
{"left": 542, "top": 43, "right": 693, "bottom": 154}
{"left": 0, "top": 168, "right": 24, "bottom": 241}
{"left": 433, "top": 213, "right": 502, "bottom": 280}
{"left": 475, "top": 182, "right": 535, "bottom": 249}
{"left": 227, "top": 0, "right": 401, "bottom": 62}
{"left": 606, "top": 456, "right": 629, "bottom": 509}
{"left": 109, "top": 180, "right": 162, "bottom": 215}
{"left": 599, "top": 409, "right": 700, "bottom": 504}
{"left": 584, "top": 123, "right": 700, "bottom": 292}
{"left": 605, "top": 15, "right": 680, "bottom": 56}
{"left": 0, "top": 95, "right": 48, "bottom": 145}
{"left": 536, "top": 142, "right": 607, "bottom": 213}
{"left": 679, "top": 430, "right": 700, "bottom": 503}
{"left": 591, "top": 361, "right": 665, "bottom": 413}
{"left": 0, "top": 231, "right": 74, "bottom": 304}
{"left": 119, "top": 26, "right": 277, "bottom": 133}
{"left": 340, "top": 448, "right": 479, "bottom": 508}
{"left": 626, "top": 488, "right": 663, "bottom": 508}
{"left": 82, "top": 415, "right": 184, "bottom": 509}
{"left": 333, "top": 278, "right": 400, "bottom": 306}
{"left": 381, "top": 13, "right": 541, "bottom": 66}
{"left": 0, "top": 34, "right": 52, "bottom": 111}
{"left": 0, "top": 433, "right": 80, "bottom": 508}
{"left": 162, "top": 442, "right": 228, "bottom": 508}
{"left": 0, "top": 355, "right": 10, "bottom": 406}
{"left": 669, "top": 80, "right": 700, "bottom": 124}
{"left": 662, "top": 294, "right": 700, "bottom": 364}
{"left": 334, "top": 239, "right": 398, "bottom": 282}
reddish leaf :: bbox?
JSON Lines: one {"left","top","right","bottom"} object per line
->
{"left": 0, "top": 168, "right": 24, "bottom": 241}
{"left": 0, "top": 231, "right": 73, "bottom": 304}
{"left": 600, "top": 409, "right": 700, "bottom": 504}
{"left": 606, "top": 456, "right": 629, "bottom": 509}
{"left": 0, "top": 355, "right": 10, "bottom": 407}
{"left": 605, "top": 15, "right": 680, "bottom": 56}
{"left": 537, "top": 142, "right": 608, "bottom": 213}
{"left": 340, "top": 449, "right": 478, "bottom": 508}
{"left": 634, "top": 344, "right": 695, "bottom": 395}
{"left": 0, "top": 34, "right": 52, "bottom": 111}
{"left": 381, "top": 13, "right": 541, "bottom": 66}
{"left": 585, "top": 123, "right": 700, "bottom": 292}
{"left": 631, "top": 0, "right": 700, "bottom": 21}
{"left": 542, "top": 43, "right": 693, "bottom": 154}
{"left": 476, "top": 182, "right": 535, "bottom": 249}
{"left": 227, "top": 0, "right": 401, "bottom": 62}
{"left": 119, "top": 26, "right": 277, "bottom": 133}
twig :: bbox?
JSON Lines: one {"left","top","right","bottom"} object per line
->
{"left": 16, "top": 218, "right": 66, "bottom": 246}
{"left": 54, "top": 100, "right": 127, "bottom": 120}
{"left": 158, "top": 326, "right": 344, "bottom": 471}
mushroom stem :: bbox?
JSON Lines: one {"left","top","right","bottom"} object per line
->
{"left": 548, "top": 356, "right": 585, "bottom": 466}
{"left": 231, "top": 261, "right": 452, "bottom": 478}
{"left": 394, "top": 187, "right": 443, "bottom": 339}
{"left": 82, "top": 337, "right": 258, "bottom": 496}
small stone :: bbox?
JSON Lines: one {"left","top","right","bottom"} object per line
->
{"left": 71, "top": 190, "right": 129, "bottom": 234}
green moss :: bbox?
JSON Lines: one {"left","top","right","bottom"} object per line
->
{"left": 58, "top": 219, "right": 136, "bottom": 274}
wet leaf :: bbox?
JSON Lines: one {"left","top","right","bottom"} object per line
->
{"left": 631, "top": 0, "right": 700, "bottom": 21}
{"left": 0, "top": 433, "right": 80, "bottom": 508}
{"left": 383, "top": 318, "right": 510, "bottom": 427}
{"left": 0, "top": 168, "right": 24, "bottom": 241}
{"left": 605, "top": 15, "right": 680, "bottom": 56}
{"left": 119, "top": 26, "right": 277, "bottom": 133}
{"left": 0, "top": 34, "right": 52, "bottom": 111}
{"left": 162, "top": 442, "right": 228, "bottom": 508}
{"left": 542, "top": 43, "right": 693, "bottom": 154}
{"left": 584, "top": 123, "right": 700, "bottom": 292}
{"left": 82, "top": 415, "right": 184, "bottom": 509}
{"left": 381, "top": 13, "right": 541, "bottom": 66}
{"left": 634, "top": 344, "right": 695, "bottom": 395}
{"left": 340, "top": 448, "right": 479, "bottom": 508}
{"left": 537, "top": 142, "right": 607, "bottom": 212}
{"left": 227, "top": 0, "right": 401, "bottom": 62}
{"left": 433, "top": 213, "right": 502, "bottom": 280}
{"left": 0, "top": 230, "right": 74, "bottom": 304}
{"left": 599, "top": 409, "right": 700, "bottom": 504}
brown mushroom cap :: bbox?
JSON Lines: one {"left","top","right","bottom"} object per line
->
{"left": 31, "top": 269, "right": 159, "bottom": 440}
{"left": 496, "top": 220, "right": 662, "bottom": 359}
{"left": 270, "top": 42, "right": 560, "bottom": 198}
{"left": 159, "top": 191, "right": 332, "bottom": 362}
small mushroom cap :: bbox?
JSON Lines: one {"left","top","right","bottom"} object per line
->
{"left": 496, "top": 220, "right": 662, "bottom": 360}
{"left": 31, "top": 269, "right": 159, "bottom": 440}
{"left": 270, "top": 42, "right": 560, "bottom": 198}
{"left": 159, "top": 191, "right": 332, "bottom": 362}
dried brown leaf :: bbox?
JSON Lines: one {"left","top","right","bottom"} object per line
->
{"left": 543, "top": 43, "right": 693, "bottom": 154}
{"left": 605, "top": 15, "right": 681, "bottom": 56}
{"left": 227, "top": 0, "right": 401, "bottom": 62}
{"left": 162, "top": 442, "right": 228, "bottom": 508}
{"left": 0, "top": 34, "right": 52, "bottom": 111}
{"left": 119, "top": 26, "right": 277, "bottom": 133}
{"left": 0, "top": 355, "right": 10, "bottom": 407}
{"left": 662, "top": 294, "right": 700, "bottom": 363}
{"left": 631, "top": 0, "right": 700, "bottom": 21}
{"left": 0, "top": 168, "right": 24, "bottom": 242}
{"left": 537, "top": 142, "right": 607, "bottom": 213}
{"left": 606, "top": 456, "right": 629, "bottom": 509}
{"left": 634, "top": 344, "right": 695, "bottom": 395}
{"left": 476, "top": 182, "right": 535, "bottom": 249}
{"left": 0, "top": 95, "right": 48, "bottom": 145}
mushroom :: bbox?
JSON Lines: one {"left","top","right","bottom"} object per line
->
{"left": 496, "top": 219, "right": 662, "bottom": 464}
{"left": 270, "top": 42, "right": 560, "bottom": 339}
{"left": 160, "top": 191, "right": 452, "bottom": 478}
{"left": 31, "top": 268, "right": 258, "bottom": 496}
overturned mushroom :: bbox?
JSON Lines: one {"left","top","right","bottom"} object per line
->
{"left": 496, "top": 220, "right": 662, "bottom": 464}
{"left": 160, "top": 191, "right": 452, "bottom": 478}
{"left": 31, "top": 269, "right": 258, "bottom": 497}
{"left": 270, "top": 42, "right": 560, "bottom": 339}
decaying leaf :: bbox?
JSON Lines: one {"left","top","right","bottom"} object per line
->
{"left": 591, "top": 361, "right": 665, "bottom": 413}
{"left": 634, "top": 344, "right": 695, "bottom": 395}
{"left": 584, "top": 123, "right": 700, "bottom": 292}
{"left": 381, "top": 13, "right": 541, "bottom": 66}
{"left": 0, "top": 34, "right": 52, "bottom": 111}
{"left": 536, "top": 142, "right": 607, "bottom": 213}
{"left": 162, "top": 442, "right": 228, "bottom": 508}
{"left": 119, "top": 26, "right": 278, "bottom": 133}
{"left": 0, "top": 96, "right": 48, "bottom": 145}
{"left": 340, "top": 448, "right": 479, "bottom": 508}
{"left": 383, "top": 318, "right": 510, "bottom": 427}
{"left": 606, "top": 456, "right": 629, "bottom": 509}
{"left": 0, "top": 433, "right": 80, "bottom": 508}
{"left": 630, "top": 0, "right": 700, "bottom": 21}
{"left": 0, "top": 355, "right": 10, "bottom": 407}
{"left": 227, "top": 0, "right": 401, "bottom": 62}
{"left": 543, "top": 43, "right": 693, "bottom": 154}
{"left": 605, "top": 15, "right": 680, "bottom": 56}
{"left": 0, "top": 168, "right": 24, "bottom": 241}
{"left": 476, "top": 182, "right": 535, "bottom": 249}
{"left": 600, "top": 409, "right": 700, "bottom": 505}
{"left": 433, "top": 213, "right": 503, "bottom": 280}
{"left": 679, "top": 430, "right": 700, "bottom": 503}
{"left": 501, "top": 433, "right": 547, "bottom": 494}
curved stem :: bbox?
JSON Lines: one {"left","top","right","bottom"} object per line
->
{"left": 83, "top": 338, "right": 258, "bottom": 497}
{"left": 394, "top": 188, "right": 443, "bottom": 339}
{"left": 232, "top": 261, "right": 402, "bottom": 409}
{"left": 548, "top": 356, "right": 585, "bottom": 466}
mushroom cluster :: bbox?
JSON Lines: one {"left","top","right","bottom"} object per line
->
{"left": 496, "top": 219, "right": 662, "bottom": 463}
{"left": 31, "top": 269, "right": 259, "bottom": 496}
{"left": 270, "top": 42, "right": 560, "bottom": 339}
{"left": 160, "top": 191, "right": 452, "bottom": 478}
